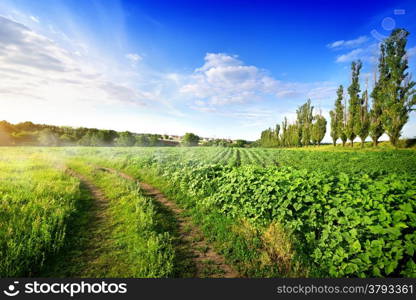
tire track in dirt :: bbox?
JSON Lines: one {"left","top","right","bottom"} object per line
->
{"left": 97, "top": 166, "right": 239, "bottom": 278}
{"left": 63, "top": 167, "right": 114, "bottom": 276}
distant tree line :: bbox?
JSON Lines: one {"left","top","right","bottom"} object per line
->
{"left": 201, "top": 138, "right": 250, "bottom": 147}
{"left": 0, "top": 122, "right": 252, "bottom": 148}
{"left": 180, "top": 133, "right": 251, "bottom": 147}
{"left": 330, "top": 29, "right": 416, "bottom": 148}
{"left": 0, "top": 121, "right": 178, "bottom": 147}
{"left": 260, "top": 99, "right": 327, "bottom": 147}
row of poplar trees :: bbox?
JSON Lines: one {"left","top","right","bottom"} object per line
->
{"left": 260, "top": 99, "right": 327, "bottom": 147}
{"left": 330, "top": 28, "right": 416, "bottom": 147}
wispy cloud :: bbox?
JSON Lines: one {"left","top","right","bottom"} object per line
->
{"left": 181, "top": 53, "right": 276, "bottom": 106}
{"left": 336, "top": 48, "right": 364, "bottom": 62}
{"left": 0, "top": 16, "right": 152, "bottom": 112}
{"left": 335, "top": 43, "right": 379, "bottom": 63}
{"left": 327, "top": 35, "right": 368, "bottom": 49}
{"left": 125, "top": 53, "right": 142, "bottom": 65}
{"left": 29, "top": 15, "right": 39, "bottom": 23}
{"left": 181, "top": 53, "right": 337, "bottom": 112}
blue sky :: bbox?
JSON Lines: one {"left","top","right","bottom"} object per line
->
{"left": 0, "top": 0, "right": 415, "bottom": 141}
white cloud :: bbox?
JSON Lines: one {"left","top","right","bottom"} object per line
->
{"left": 29, "top": 15, "right": 39, "bottom": 23}
{"left": 335, "top": 43, "right": 379, "bottom": 63}
{"left": 0, "top": 16, "right": 151, "bottom": 114}
{"left": 327, "top": 36, "right": 368, "bottom": 49}
{"left": 180, "top": 53, "right": 333, "bottom": 112}
{"left": 181, "top": 53, "right": 277, "bottom": 106}
{"left": 336, "top": 48, "right": 364, "bottom": 62}
{"left": 197, "top": 53, "right": 241, "bottom": 71}
{"left": 125, "top": 53, "right": 142, "bottom": 64}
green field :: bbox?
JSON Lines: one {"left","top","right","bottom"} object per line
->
{"left": 1, "top": 146, "right": 415, "bottom": 278}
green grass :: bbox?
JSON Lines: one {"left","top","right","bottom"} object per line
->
{"left": 0, "top": 151, "right": 81, "bottom": 277}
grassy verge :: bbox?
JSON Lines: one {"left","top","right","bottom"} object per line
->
{"left": 0, "top": 153, "right": 81, "bottom": 277}
{"left": 40, "top": 182, "right": 93, "bottom": 277}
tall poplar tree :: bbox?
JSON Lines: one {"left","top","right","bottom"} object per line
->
{"left": 356, "top": 85, "right": 370, "bottom": 148}
{"left": 275, "top": 124, "right": 281, "bottom": 146}
{"left": 281, "top": 117, "right": 288, "bottom": 147}
{"left": 296, "top": 99, "right": 314, "bottom": 146}
{"left": 312, "top": 114, "right": 327, "bottom": 146}
{"left": 346, "top": 60, "right": 362, "bottom": 147}
{"left": 330, "top": 85, "right": 344, "bottom": 146}
{"left": 329, "top": 110, "right": 337, "bottom": 146}
{"left": 380, "top": 29, "right": 416, "bottom": 147}
{"left": 370, "top": 45, "right": 387, "bottom": 147}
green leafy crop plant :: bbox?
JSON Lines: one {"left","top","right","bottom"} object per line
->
{"left": 79, "top": 146, "right": 415, "bottom": 277}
